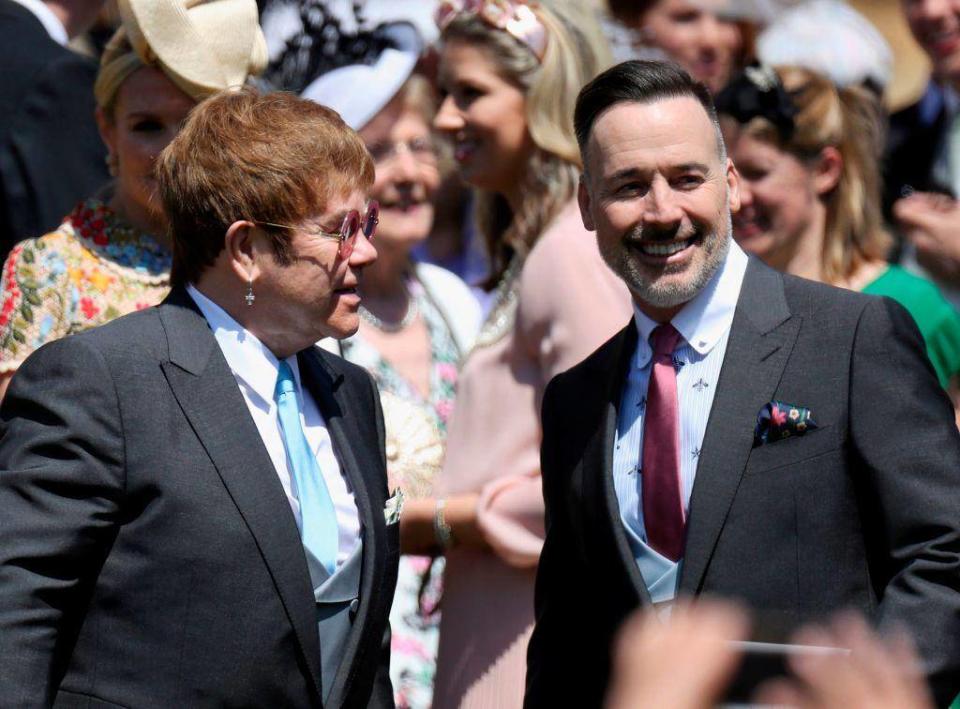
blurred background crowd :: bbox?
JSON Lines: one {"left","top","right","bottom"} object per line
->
{"left": 1, "top": 0, "right": 959, "bottom": 706}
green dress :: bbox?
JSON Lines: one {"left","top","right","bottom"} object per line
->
{"left": 862, "top": 265, "right": 960, "bottom": 389}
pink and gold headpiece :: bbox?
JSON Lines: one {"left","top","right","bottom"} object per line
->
{"left": 435, "top": 0, "right": 547, "bottom": 62}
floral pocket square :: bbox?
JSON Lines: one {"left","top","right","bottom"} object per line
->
{"left": 384, "top": 489, "right": 405, "bottom": 525}
{"left": 754, "top": 400, "right": 816, "bottom": 446}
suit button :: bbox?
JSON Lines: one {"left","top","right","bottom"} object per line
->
{"left": 349, "top": 598, "right": 360, "bottom": 616}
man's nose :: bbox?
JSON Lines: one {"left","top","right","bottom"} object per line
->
{"left": 349, "top": 229, "right": 378, "bottom": 268}
{"left": 642, "top": 177, "right": 683, "bottom": 226}
{"left": 915, "top": 0, "right": 952, "bottom": 21}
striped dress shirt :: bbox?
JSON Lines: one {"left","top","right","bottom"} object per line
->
{"left": 612, "top": 241, "right": 748, "bottom": 603}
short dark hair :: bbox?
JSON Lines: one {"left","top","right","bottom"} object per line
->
{"left": 574, "top": 60, "right": 722, "bottom": 157}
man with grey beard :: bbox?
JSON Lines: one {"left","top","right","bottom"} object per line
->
{"left": 524, "top": 60, "right": 960, "bottom": 708}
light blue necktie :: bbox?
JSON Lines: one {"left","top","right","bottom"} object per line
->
{"left": 275, "top": 360, "right": 338, "bottom": 576}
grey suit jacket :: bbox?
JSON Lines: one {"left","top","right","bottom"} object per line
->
{"left": 526, "top": 258, "right": 960, "bottom": 708}
{"left": 0, "top": 287, "right": 399, "bottom": 708}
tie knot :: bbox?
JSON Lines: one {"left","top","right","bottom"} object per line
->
{"left": 275, "top": 360, "right": 297, "bottom": 400}
{"left": 650, "top": 324, "right": 682, "bottom": 357}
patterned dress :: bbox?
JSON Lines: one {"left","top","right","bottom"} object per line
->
{"left": 339, "top": 276, "right": 462, "bottom": 709}
{"left": 0, "top": 199, "right": 171, "bottom": 371}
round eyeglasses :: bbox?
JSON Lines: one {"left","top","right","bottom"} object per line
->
{"left": 257, "top": 201, "right": 379, "bottom": 259}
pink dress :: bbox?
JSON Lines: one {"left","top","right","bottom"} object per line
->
{"left": 432, "top": 202, "right": 632, "bottom": 708}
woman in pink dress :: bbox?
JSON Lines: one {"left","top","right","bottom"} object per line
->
{"left": 429, "top": 1, "right": 633, "bottom": 706}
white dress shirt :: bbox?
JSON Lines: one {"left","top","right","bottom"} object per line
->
{"left": 612, "top": 240, "right": 748, "bottom": 603}
{"left": 10, "top": 0, "right": 67, "bottom": 44}
{"left": 188, "top": 285, "right": 361, "bottom": 565}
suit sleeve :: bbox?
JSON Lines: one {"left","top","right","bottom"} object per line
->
{"left": 849, "top": 296, "right": 960, "bottom": 705}
{"left": 524, "top": 374, "right": 593, "bottom": 709}
{"left": 0, "top": 52, "right": 106, "bottom": 252}
{"left": 0, "top": 337, "right": 124, "bottom": 706}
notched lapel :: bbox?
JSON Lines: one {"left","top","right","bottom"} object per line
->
{"left": 679, "top": 262, "right": 801, "bottom": 595}
{"left": 158, "top": 294, "right": 323, "bottom": 701}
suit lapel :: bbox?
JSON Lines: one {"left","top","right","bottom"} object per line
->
{"left": 581, "top": 325, "right": 654, "bottom": 605}
{"left": 679, "top": 261, "right": 800, "bottom": 594}
{"left": 157, "top": 289, "right": 323, "bottom": 702}
{"left": 298, "top": 348, "right": 385, "bottom": 707}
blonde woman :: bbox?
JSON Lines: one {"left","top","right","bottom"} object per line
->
{"left": 717, "top": 65, "right": 960, "bottom": 392}
{"left": 0, "top": 0, "right": 266, "bottom": 396}
{"left": 430, "top": 1, "right": 632, "bottom": 706}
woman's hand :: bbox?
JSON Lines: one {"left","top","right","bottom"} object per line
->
{"left": 398, "top": 493, "right": 488, "bottom": 555}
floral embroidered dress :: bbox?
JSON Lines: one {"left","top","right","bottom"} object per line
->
{"left": 0, "top": 199, "right": 171, "bottom": 372}
{"left": 338, "top": 277, "right": 461, "bottom": 709}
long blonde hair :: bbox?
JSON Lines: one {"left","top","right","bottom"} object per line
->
{"left": 744, "top": 66, "right": 891, "bottom": 284}
{"left": 441, "top": 0, "right": 610, "bottom": 288}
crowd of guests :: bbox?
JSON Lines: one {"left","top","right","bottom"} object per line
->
{"left": 1, "top": 0, "right": 960, "bottom": 707}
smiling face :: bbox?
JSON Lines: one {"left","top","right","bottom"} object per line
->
{"left": 359, "top": 93, "right": 440, "bottom": 256}
{"left": 579, "top": 96, "right": 739, "bottom": 320}
{"left": 724, "top": 123, "right": 819, "bottom": 269}
{"left": 97, "top": 66, "right": 196, "bottom": 235}
{"left": 903, "top": 0, "right": 960, "bottom": 86}
{"left": 434, "top": 39, "right": 534, "bottom": 196}
{"left": 640, "top": 0, "right": 742, "bottom": 94}
{"left": 253, "top": 188, "right": 377, "bottom": 346}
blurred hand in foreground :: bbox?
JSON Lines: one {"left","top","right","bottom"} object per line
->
{"left": 754, "top": 613, "right": 934, "bottom": 709}
{"left": 605, "top": 598, "right": 749, "bottom": 709}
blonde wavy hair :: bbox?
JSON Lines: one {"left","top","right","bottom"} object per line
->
{"left": 743, "top": 66, "right": 891, "bottom": 284}
{"left": 440, "top": 0, "right": 611, "bottom": 288}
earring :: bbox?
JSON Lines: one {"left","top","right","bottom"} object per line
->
{"left": 245, "top": 278, "right": 255, "bottom": 306}
{"left": 105, "top": 152, "right": 118, "bottom": 178}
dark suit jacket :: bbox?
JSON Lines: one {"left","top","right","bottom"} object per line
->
{"left": 0, "top": 0, "right": 107, "bottom": 258}
{"left": 525, "top": 259, "right": 960, "bottom": 708}
{"left": 883, "top": 82, "right": 951, "bottom": 216}
{"left": 0, "top": 288, "right": 398, "bottom": 707}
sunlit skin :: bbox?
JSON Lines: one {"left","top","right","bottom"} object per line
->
{"left": 196, "top": 188, "right": 378, "bottom": 360}
{"left": 96, "top": 66, "right": 196, "bottom": 247}
{"left": 356, "top": 95, "right": 440, "bottom": 399}
{"left": 359, "top": 93, "right": 440, "bottom": 281}
{"left": 579, "top": 96, "right": 740, "bottom": 323}
{"left": 723, "top": 124, "right": 824, "bottom": 278}
{"left": 640, "top": 0, "right": 743, "bottom": 95}
{"left": 902, "top": 0, "right": 960, "bottom": 88}
{"left": 434, "top": 39, "right": 534, "bottom": 209}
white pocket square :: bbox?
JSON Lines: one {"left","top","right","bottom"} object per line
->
{"left": 384, "top": 489, "right": 405, "bottom": 525}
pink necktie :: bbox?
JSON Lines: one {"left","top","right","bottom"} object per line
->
{"left": 642, "top": 324, "right": 685, "bottom": 561}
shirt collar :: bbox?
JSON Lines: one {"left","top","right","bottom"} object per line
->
{"left": 632, "top": 239, "right": 748, "bottom": 359}
{"left": 11, "top": 0, "right": 68, "bottom": 44}
{"left": 187, "top": 284, "right": 302, "bottom": 407}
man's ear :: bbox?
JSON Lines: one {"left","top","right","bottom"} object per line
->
{"left": 578, "top": 177, "right": 596, "bottom": 231}
{"left": 224, "top": 220, "right": 259, "bottom": 283}
{"left": 725, "top": 158, "right": 741, "bottom": 213}
{"left": 812, "top": 146, "right": 843, "bottom": 197}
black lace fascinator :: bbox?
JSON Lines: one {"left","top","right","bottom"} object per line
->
{"left": 258, "top": 0, "right": 423, "bottom": 129}
{"left": 259, "top": 1, "right": 405, "bottom": 93}
{"left": 714, "top": 64, "right": 798, "bottom": 143}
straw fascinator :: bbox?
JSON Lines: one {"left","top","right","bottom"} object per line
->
{"left": 94, "top": 0, "right": 268, "bottom": 108}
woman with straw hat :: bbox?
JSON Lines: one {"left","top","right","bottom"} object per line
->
{"left": 0, "top": 0, "right": 266, "bottom": 398}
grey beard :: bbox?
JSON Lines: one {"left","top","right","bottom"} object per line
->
{"left": 606, "top": 211, "right": 732, "bottom": 310}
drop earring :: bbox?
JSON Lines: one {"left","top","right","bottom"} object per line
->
{"left": 105, "top": 152, "right": 118, "bottom": 177}
{"left": 245, "top": 278, "right": 255, "bottom": 306}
